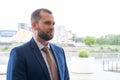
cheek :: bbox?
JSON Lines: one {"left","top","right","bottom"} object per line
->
{"left": 38, "top": 23, "right": 49, "bottom": 32}
{"left": 41, "top": 26, "right": 48, "bottom": 31}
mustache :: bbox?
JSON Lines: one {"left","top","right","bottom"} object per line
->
{"left": 47, "top": 30, "right": 54, "bottom": 33}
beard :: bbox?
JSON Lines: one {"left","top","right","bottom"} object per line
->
{"left": 37, "top": 27, "right": 54, "bottom": 41}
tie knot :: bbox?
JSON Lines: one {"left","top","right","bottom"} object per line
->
{"left": 42, "top": 47, "right": 49, "bottom": 54}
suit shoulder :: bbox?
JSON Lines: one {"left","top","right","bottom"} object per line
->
{"left": 11, "top": 41, "right": 30, "bottom": 52}
{"left": 50, "top": 43, "right": 63, "bottom": 50}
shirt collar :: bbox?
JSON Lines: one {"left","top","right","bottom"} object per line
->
{"left": 33, "top": 37, "right": 50, "bottom": 50}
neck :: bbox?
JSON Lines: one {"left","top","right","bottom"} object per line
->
{"left": 34, "top": 35, "right": 48, "bottom": 46}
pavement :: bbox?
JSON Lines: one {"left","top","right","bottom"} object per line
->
{"left": 69, "top": 63, "right": 120, "bottom": 80}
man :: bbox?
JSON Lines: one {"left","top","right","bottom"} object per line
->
{"left": 7, "top": 8, "right": 70, "bottom": 80}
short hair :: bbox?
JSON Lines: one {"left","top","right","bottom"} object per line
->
{"left": 31, "top": 8, "right": 52, "bottom": 23}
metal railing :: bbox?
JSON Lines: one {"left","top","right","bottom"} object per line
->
{"left": 102, "top": 53, "right": 120, "bottom": 72}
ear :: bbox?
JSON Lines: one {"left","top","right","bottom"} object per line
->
{"left": 31, "top": 21, "right": 38, "bottom": 30}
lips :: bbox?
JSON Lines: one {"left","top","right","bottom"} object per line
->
{"left": 48, "top": 30, "right": 54, "bottom": 34}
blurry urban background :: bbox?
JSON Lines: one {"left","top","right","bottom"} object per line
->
{"left": 0, "top": 0, "right": 120, "bottom": 80}
{"left": 0, "top": 23, "right": 120, "bottom": 80}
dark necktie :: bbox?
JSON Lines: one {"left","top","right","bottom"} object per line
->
{"left": 42, "top": 47, "right": 59, "bottom": 80}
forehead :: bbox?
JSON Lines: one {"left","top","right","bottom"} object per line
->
{"left": 40, "top": 11, "right": 54, "bottom": 21}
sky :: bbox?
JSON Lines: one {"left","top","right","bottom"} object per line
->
{"left": 0, "top": 0, "right": 120, "bottom": 37}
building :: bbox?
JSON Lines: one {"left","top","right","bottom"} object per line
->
{"left": 0, "top": 24, "right": 75, "bottom": 43}
{"left": 0, "top": 27, "right": 17, "bottom": 43}
{"left": 0, "top": 23, "right": 32, "bottom": 43}
{"left": 13, "top": 23, "right": 32, "bottom": 42}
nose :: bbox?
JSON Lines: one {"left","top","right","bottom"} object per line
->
{"left": 49, "top": 24, "right": 54, "bottom": 30}
{"left": 49, "top": 22, "right": 55, "bottom": 28}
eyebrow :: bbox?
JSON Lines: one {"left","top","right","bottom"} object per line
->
{"left": 44, "top": 21, "right": 55, "bottom": 25}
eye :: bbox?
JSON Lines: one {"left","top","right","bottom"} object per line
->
{"left": 44, "top": 21, "right": 55, "bottom": 25}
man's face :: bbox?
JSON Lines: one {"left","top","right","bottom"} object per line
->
{"left": 37, "top": 11, "right": 55, "bottom": 41}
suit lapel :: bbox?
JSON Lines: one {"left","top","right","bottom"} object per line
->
{"left": 50, "top": 44, "right": 62, "bottom": 79}
{"left": 30, "top": 38, "right": 51, "bottom": 79}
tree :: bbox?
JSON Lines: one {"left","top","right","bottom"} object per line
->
{"left": 96, "top": 34, "right": 120, "bottom": 45}
{"left": 83, "top": 36, "right": 96, "bottom": 46}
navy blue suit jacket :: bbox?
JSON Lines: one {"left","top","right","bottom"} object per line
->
{"left": 7, "top": 38, "right": 70, "bottom": 80}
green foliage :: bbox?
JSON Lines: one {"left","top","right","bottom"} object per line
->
{"left": 96, "top": 34, "right": 120, "bottom": 45}
{"left": 1, "top": 46, "right": 9, "bottom": 51}
{"left": 12, "top": 42, "right": 24, "bottom": 46}
{"left": 107, "top": 47, "right": 119, "bottom": 52}
{"left": 70, "top": 36, "right": 83, "bottom": 42}
{"left": 100, "top": 46, "right": 104, "bottom": 50}
{"left": 114, "top": 48, "right": 119, "bottom": 52}
{"left": 78, "top": 49, "right": 89, "bottom": 58}
{"left": 83, "top": 36, "right": 96, "bottom": 46}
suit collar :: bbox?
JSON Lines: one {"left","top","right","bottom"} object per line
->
{"left": 30, "top": 38, "right": 51, "bottom": 79}
{"left": 49, "top": 44, "right": 61, "bottom": 79}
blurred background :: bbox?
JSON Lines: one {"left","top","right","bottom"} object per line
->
{"left": 0, "top": 0, "right": 120, "bottom": 80}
